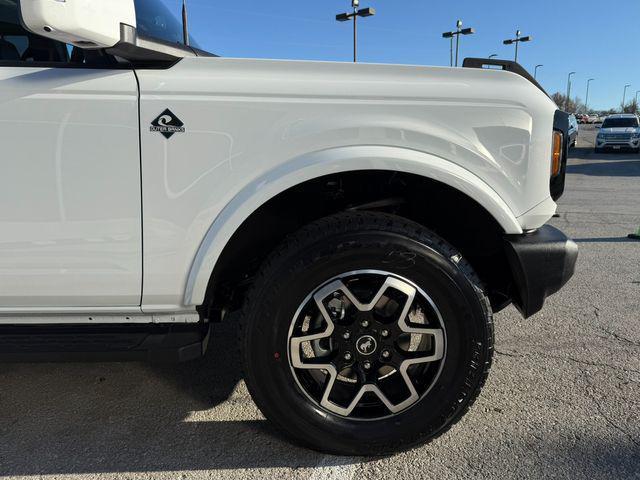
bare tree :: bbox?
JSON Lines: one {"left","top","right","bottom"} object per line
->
{"left": 622, "top": 99, "right": 638, "bottom": 114}
{"left": 551, "top": 93, "right": 586, "bottom": 113}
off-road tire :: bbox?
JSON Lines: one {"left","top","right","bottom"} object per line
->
{"left": 240, "top": 212, "right": 494, "bottom": 455}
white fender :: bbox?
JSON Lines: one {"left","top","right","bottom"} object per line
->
{"left": 184, "top": 145, "right": 523, "bottom": 306}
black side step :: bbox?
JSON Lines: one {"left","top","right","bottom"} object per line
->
{"left": 0, "top": 323, "right": 209, "bottom": 363}
{"left": 462, "top": 57, "right": 549, "bottom": 97}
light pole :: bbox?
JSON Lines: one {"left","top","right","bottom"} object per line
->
{"left": 445, "top": 33, "right": 453, "bottom": 67}
{"left": 503, "top": 30, "right": 532, "bottom": 63}
{"left": 442, "top": 20, "right": 475, "bottom": 67}
{"left": 181, "top": 0, "right": 189, "bottom": 46}
{"left": 585, "top": 78, "right": 594, "bottom": 113}
{"left": 565, "top": 72, "right": 575, "bottom": 112}
{"left": 635, "top": 90, "right": 640, "bottom": 113}
{"left": 622, "top": 84, "right": 631, "bottom": 112}
{"left": 336, "top": 0, "right": 376, "bottom": 63}
{"left": 489, "top": 54, "right": 498, "bottom": 59}
{"left": 534, "top": 64, "right": 543, "bottom": 79}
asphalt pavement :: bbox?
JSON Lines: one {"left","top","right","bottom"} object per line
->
{"left": 0, "top": 124, "right": 638, "bottom": 480}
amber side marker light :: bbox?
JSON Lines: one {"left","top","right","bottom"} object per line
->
{"left": 551, "top": 131, "right": 563, "bottom": 176}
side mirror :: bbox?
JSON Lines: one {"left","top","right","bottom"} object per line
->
{"left": 20, "top": 0, "right": 136, "bottom": 49}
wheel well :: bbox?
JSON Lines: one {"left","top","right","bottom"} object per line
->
{"left": 200, "top": 170, "right": 514, "bottom": 320}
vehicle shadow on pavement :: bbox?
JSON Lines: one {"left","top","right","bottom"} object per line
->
{"left": 567, "top": 159, "right": 640, "bottom": 177}
{"left": 572, "top": 237, "right": 640, "bottom": 243}
{"left": 0, "top": 321, "right": 361, "bottom": 476}
{"left": 519, "top": 439, "right": 640, "bottom": 479}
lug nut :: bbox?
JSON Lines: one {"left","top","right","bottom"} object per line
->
{"left": 381, "top": 329, "right": 390, "bottom": 338}
{"left": 381, "top": 349, "right": 391, "bottom": 360}
{"left": 342, "top": 331, "right": 351, "bottom": 340}
{"left": 360, "top": 319, "right": 370, "bottom": 328}
{"left": 343, "top": 352, "right": 353, "bottom": 361}
{"left": 363, "top": 360, "right": 372, "bottom": 370}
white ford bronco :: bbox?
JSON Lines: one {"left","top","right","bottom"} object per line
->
{"left": 1, "top": 0, "right": 577, "bottom": 455}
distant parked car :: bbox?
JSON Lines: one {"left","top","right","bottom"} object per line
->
{"left": 568, "top": 114, "right": 578, "bottom": 147}
{"left": 595, "top": 114, "right": 640, "bottom": 152}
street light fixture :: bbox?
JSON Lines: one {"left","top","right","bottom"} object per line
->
{"left": 565, "top": 72, "right": 576, "bottom": 112}
{"left": 488, "top": 54, "right": 498, "bottom": 59}
{"left": 442, "top": 20, "right": 475, "bottom": 67}
{"left": 336, "top": 0, "right": 376, "bottom": 63}
{"left": 622, "top": 84, "right": 631, "bottom": 112}
{"left": 585, "top": 78, "right": 595, "bottom": 114}
{"left": 534, "top": 64, "right": 543, "bottom": 80}
{"left": 503, "top": 30, "right": 532, "bottom": 63}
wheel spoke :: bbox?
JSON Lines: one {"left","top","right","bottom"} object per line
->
{"left": 321, "top": 383, "right": 402, "bottom": 416}
{"left": 289, "top": 280, "right": 344, "bottom": 368}
{"left": 395, "top": 329, "right": 445, "bottom": 400}
{"left": 289, "top": 333, "right": 336, "bottom": 370}
{"left": 396, "top": 290, "right": 445, "bottom": 361}
{"left": 339, "top": 275, "right": 417, "bottom": 313}
{"left": 393, "top": 287, "right": 445, "bottom": 407}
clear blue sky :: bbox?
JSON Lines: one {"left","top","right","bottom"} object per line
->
{"left": 160, "top": 0, "right": 639, "bottom": 111}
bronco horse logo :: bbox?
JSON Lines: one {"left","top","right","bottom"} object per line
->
{"left": 357, "top": 336, "right": 377, "bottom": 355}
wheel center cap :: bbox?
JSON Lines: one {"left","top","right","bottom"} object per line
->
{"left": 356, "top": 335, "right": 377, "bottom": 356}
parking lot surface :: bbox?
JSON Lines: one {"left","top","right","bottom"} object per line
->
{"left": 0, "top": 125, "right": 638, "bottom": 480}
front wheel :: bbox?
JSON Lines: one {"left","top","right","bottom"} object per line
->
{"left": 241, "top": 212, "right": 494, "bottom": 455}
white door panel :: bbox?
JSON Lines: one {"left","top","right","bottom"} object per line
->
{"left": 0, "top": 67, "right": 142, "bottom": 309}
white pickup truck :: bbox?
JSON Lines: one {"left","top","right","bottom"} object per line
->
{"left": 1, "top": 0, "right": 577, "bottom": 455}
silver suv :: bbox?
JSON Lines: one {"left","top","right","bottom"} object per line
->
{"left": 595, "top": 114, "right": 640, "bottom": 152}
